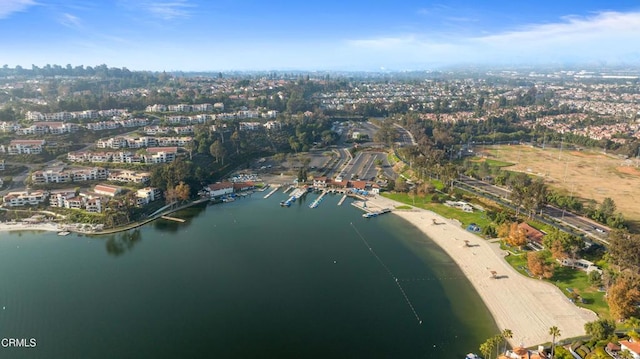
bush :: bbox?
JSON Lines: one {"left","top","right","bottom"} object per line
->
{"left": 571, "top": 341, "right": 584, "bottom": 351}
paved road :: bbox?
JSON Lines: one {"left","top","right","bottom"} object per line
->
{"left": 394, "top": 124, "right": 417, "bottom": 146}
{"left": 456, "top": 174, "right": 610, "bottom": 242}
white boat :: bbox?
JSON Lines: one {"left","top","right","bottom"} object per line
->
{"left": 57, "top": 231, "right": 70, "bottom": 236}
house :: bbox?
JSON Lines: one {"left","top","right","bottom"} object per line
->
{"left": 206, "top": 182, "right": 234, "bottom": 198}
{"left": 94, "top": 184, "right": 122, "bottom": 197}
{"left": 232, "top": 182, "right": 254, "bottom": 193}
{"left": 620, "top": 340, "right": 640, "bottom": 359}
{"left": 560, "top": 258, "right": 602, "bottom": 274}
{"left": 517, "top": 222, "right": 545, "bottom": 248}
{"left": 445, "top": 201, "right": 474, "bottom": 213}
{"left": 350, "top": 180, "right": 367, "bottom": 191}
{"left": 499, "top": 346, "right": 547, "bottom": 359}
{"left": 313, "top": 176, "right": 329, "bottom": 189}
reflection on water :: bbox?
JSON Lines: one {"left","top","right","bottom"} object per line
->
{"left": 104, "top": 229, "right": 142, "bottom": 256}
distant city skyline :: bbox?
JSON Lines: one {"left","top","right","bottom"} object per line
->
{"left": 2, "top": 0, "right": 640, "bottom": 71}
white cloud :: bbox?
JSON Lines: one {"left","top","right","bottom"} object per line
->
{"left": 144, "top": 1, "right": 194, "bottom": 20}
{"left": 0, "top": 0, "right": 37, "bottom": 19}
{"left": 346, "top": 11, "right": 640, "bottom": 67}
{"left": 58, "top": 13, "right": 82, "bottom": 28}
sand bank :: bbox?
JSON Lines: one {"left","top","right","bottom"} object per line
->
{"left": 365, "top": 195, "right": 597, "bottom": 347}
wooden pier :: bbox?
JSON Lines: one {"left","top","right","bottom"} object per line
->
{"left": 161, "top": 215, "right": 186, "bottom": 223}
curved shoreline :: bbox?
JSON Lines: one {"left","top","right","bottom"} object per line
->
{"left": 1, "top": 193, "right": 598, "bottom": 347}
{"left": 366, "top": 195, "right": 597, "bottom": 348}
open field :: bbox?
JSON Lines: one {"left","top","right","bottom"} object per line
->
{"left": 478, "top": 144, "right": 640, "bottom": 227}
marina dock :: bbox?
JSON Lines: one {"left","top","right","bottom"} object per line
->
{"left": 264, "top": 185, "right": 280, "bottom": 199}
{"left": 337, "top": 194, "right": 347, "bottom": 206}
{"left": 280, "top": 187, "right": 306, "bottom": 207}
{"left": 309, "top": 190, "right": 327, "bottom": 209}
{"left": 351, "top": 201, "right": 392, "bottom": 218}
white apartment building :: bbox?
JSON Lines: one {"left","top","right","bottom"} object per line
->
{"left": 1, "top": 140, "right": 46, "bottom": 155}
{"left": 144, "top": 147, "right": 177, "bottom": 163}
{"left": 2, "top": 190, "right": 49, "bottom": 207}
{"left": 108, "top": 170, "right": 151, "bottom": 184}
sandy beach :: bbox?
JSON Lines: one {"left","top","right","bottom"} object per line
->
{"left": 0, "top": 221, "right": 61, "bottom": 233}
{"left": 365, "top": 195, "right": 597, "bottom": 347}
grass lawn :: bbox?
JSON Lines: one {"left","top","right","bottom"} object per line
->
{"left": 382, "top": 192, "right": 492, "bottom": 229}
{"left": 551, "top": 266, "right": 608, "bottom": 319}
{"left": 485, "top": 158, "right": 515, "bottom": 167}
{"left": 504, "top": 250, "right": 609, "bottom": 318}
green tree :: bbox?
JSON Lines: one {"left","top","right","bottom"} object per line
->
{"left": 626, "top": 317, "right": 640, "bottom": 340}
{"left": 209, "top": 140, "right": 225, "bottom": 164}
{"left": 394, "top": 177, "right": 408, "bottom": 192}
{"left": 599, "top": 197, "right": 616, "bottom": 220}
{"left": 584, "top": 319, "right": 616, "bottom": 340}
{"left": 608, "top": 230, "right": 640, "bottom": 274}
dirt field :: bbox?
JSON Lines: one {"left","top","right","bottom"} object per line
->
{"left": 479, "top": 144, "right": 640, "bottom": 226}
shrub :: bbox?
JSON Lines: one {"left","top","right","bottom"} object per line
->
{"left": 571, "top": 341, "right": 584, "bottom": 351}
{"left": 578, "top": 345, "right": 590, "bottom": 354}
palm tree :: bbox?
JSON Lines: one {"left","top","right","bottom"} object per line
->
{"left": 501, "top": 329, "right": 513, "bottom": 355}
{"left": 493, "top": 335, "right": 503, "bottom": 358}
{"left": 549, "top": 326, "right": 561, "bottom": 359}
{"left": 479, "top": 341, "right": 492, "bottom": 359}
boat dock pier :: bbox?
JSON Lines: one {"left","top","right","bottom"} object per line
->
{"left": 280, "top": 187, "right": 306, "bottom": 207}
{"left": 351, "top": 201, "right": 392, "bottom": 218}
{"left": 161, "top": 215, "right": 186, "bottom": 223}
{"left": 309, "top": 190, "right": 327, "bottom": 209}
{"left": 264, "top": 185, "right": 280, "bottom": 199}
{"left": 337, "top": 194, "right": 347, "bottom": 206}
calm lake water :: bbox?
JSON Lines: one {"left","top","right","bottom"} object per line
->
{"left": 0, "top": 192, "right": 497, "bottom": 358}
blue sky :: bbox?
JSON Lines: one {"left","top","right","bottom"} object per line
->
{"left": 1, "top": 0, "right": 640, "bottom": 71}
